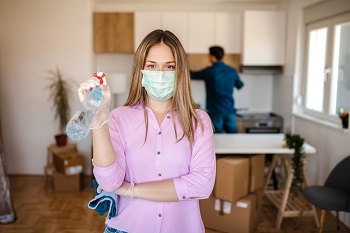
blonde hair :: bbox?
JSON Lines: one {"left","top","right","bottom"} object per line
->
{"left": 124, "top": 29, "right": 204, "bottom": 143}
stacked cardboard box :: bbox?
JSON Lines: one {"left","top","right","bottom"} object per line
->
{"left": 52, "top": 151, "right": 85, "bottom": 192}
{"left": 200, "top": 155, "right": 265, "bottom": 233}
{"left": 205, "top": 229, "right": 222, "bottom": 233}
{"left": 52, "top": 172, "right": 84, "bottom": 192}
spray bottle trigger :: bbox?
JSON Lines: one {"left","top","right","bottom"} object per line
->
{"left": 94, "top": 72, "right": 106, "bottom": 85}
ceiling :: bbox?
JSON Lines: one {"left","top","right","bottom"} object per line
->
{"left": 95, "top": 0, "right": 283, "bottom": 4}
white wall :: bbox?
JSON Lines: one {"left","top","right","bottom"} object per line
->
{"left": 236, "top": 75, "right": 273, "bottom": 112}
{"left": 0, "top": 0, "right": 94, "bottom": 174}
{"left": 191, "top": 74, "right": 274, "bottom": 113}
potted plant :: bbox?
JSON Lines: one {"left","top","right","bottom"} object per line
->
{"left": 283, "top": 133, "right": 305, "bottom": 198}
{"left": 47, "top": 67, "right": 72, "bottom": 146}
{"left": 338, "top": 108, "right": 349, "bottom": 129}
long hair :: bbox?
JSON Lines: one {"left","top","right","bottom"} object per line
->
{"left": 124, "top": 29, "right": 203, "bottom": 143}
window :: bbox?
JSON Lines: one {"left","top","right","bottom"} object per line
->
{"left": 303, "top": 13, "right": 350, "bottom": 123}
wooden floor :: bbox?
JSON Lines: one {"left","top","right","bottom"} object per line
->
{"left": 0, "top": 175, "right": 349, "bottom": 233}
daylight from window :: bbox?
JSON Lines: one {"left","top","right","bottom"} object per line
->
{"left": 306, "top": 27, "right": 327, "bottom": 112}
{"left": 331, "top": 21, "right": 350, "bottom": 115}
{"left": 304, "top": 12, "right": 350, "bottom": 124}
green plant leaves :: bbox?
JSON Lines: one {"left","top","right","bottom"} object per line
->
{"left": 284, "top": 133, "right": 305, "bottom": 198}
{"left": 47, "top": 68, "right": 72, "bottom": 134}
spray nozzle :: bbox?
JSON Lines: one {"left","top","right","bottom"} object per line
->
{"left": 94, "top": 72, "right": 106, "bottom": 85}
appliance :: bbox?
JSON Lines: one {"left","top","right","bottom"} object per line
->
{"left": 236, "top": 112, "right": 284, "bottom": 134}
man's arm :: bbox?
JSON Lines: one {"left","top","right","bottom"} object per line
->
{"left": 190, "top": 69, "right": 207, "bottom": 80}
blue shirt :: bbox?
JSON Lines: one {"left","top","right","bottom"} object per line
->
{"left": 191, "top": 61, "right": 244, "bottom": 115}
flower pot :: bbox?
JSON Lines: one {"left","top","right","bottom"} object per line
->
{"left": 55, "top": 134, "right": 68, "bottom": 146}
{"left": 341, "top": 118, "right": 349, "bottom": 129}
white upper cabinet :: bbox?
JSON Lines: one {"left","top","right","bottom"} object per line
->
{"left": 188, "top": 12, "right": 241, "bottom": 53}
{"left": 243, "top": 11, "right": 286, "bottom": 65}
{"left": 188, "top": 13, "right": 215, "bottom": 53}
{"left": 134, "top": 12, "right": 242, "bottom": 54}
{"left": 215, "top": 13, "right": 241, "bottom": 54}
{"left": 134, "top": 12, "right": 162, "bottom": 51}
{"left": 134, "top": 12, "right": 188, "bottom": 51}
{"left": 162, "top": 12, "right": 189, "bottom": 51}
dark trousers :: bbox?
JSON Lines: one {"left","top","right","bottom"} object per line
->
{"left": 209, "top": 113, "right": 238, "bottom": 133}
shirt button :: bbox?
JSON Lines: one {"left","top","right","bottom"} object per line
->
{"left": 158, "top": 214, "right": 162, "bottom": 217}
{"left": 158, "top": 132, "right": 161, "bottom": 135}
{"left": 158, "top": 173, "right": 161, "bottom": 176}
{"left": 182, "top": 196, "right": 186, "bottom": 199}
{"left": 157, "top": 151, "right": 160, "bottom": 155}
{"left": 167, "top": 116, "right": 170, "bottom": 119}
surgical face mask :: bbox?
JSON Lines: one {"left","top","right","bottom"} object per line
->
{"left": 141, "top": 70, "right": 176, "bottom": 101}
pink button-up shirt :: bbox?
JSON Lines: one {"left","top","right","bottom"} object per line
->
{"left": 93, "top": 103, "right": 216, "bottom": 233}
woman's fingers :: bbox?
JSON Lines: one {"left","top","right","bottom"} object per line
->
{"left": 78, "top": 77, "right": 101, "bottom": 102}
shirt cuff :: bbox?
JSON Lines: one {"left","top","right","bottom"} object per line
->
{"left": 93, "top": 159, "right": 119, "bottom": 177}
{"left": 173, "top": 177, "right": 190, "bottom": 201}
{"left": 93, "top": 159, "right": 122, "bottom": 192}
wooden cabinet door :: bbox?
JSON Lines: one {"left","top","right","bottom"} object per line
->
{"left": 94, "top": 12, "right": 134, "bottom": 53}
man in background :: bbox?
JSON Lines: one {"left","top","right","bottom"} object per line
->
{"left": 191, "top": 46, "right": 244, "bottom": 133}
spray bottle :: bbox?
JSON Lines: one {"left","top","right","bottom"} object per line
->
{"left": 66, "top": 72, "right": 106, "bottom": 141}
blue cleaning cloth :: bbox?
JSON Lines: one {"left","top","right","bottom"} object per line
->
{"left": 88, "top": 179, "right": 118, "bottom": 219}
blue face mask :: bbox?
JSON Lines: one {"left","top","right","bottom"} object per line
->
{"left": 141, "top": 70, "right": 176, "bottom": 101}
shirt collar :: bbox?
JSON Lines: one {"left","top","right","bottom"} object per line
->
{"left": 133, "top": 101, "right": 177, "bottom": 111}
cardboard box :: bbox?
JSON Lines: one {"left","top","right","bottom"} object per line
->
{"left": 249, "top": 154, "right": 265, "bottom": 193}
{"left": 52, "top": 172, "right": 83, "bottom": 192}
{"left": 200, "top": 194, "right": 258, "bottom": 233}
{"left": 205, "top": 229, "right": 222, "bottom": 233}
{"left": 215, "top": 157, "right": 249, "bottom": 202}
{"left": 219, "top": 154, "right": 266, "bottom": 193}
{"left": 53, "top": 151, "right": 84, "bottom": 175}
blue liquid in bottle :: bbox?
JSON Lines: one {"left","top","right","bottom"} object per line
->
{"left": 66, "top": 87, "right": 104, "bottom": 141}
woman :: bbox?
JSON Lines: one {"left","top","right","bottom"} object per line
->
{"left": 80, "top": 30, "right": 216, "bottom": 233}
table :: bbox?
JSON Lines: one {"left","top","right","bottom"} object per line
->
{"left": 214, "top": 134, "right": 319, "bottom": 229}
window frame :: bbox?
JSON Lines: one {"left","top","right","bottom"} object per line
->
{"left": 301, "top": 12, "right": 350, "bottom": 125}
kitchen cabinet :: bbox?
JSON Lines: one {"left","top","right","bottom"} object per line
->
{"left": 215, "top": 13, "right": 241, "bottom": 53}
{"left": 243, "top": 11, "right": 286, "bottom": 65}
{"left": 134, "top": 12, "right": 188, "bottom": 51}
{"left": 134, "top": 12, "right": 240, "bottom": 54}
{"left": 93, "top": 12, "right": 134, "bottom": 53}
{"left": 162, "top": 12, "right": 189, "bottom": 51}
{"left": 188, "top": 13, "right": 215, "bottom": 53}
{"left": 188, "top": 12, "right": 241, "bottom": 53}
{"left": 134, "top": 12, "right": 161, "bottom": 52}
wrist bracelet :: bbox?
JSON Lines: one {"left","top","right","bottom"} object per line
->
{"left": 128, "top": 180, "right": 135, "bottom": 199}
{"left": 90, "top": 118, "right": 110, "bottom": 130}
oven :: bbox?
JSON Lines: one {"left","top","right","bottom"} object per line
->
{"left": 236, "top": 112, "right": 284, "bottom": 134}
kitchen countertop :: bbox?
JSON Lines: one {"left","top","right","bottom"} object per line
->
{"left": 214, "top": 133, "right": 316, "bottom": 154}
